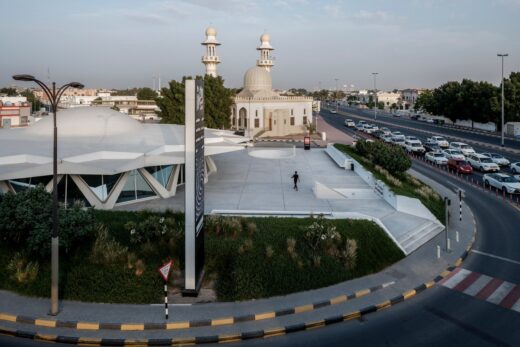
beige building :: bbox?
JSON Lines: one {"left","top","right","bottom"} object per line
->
{"left": 228, "top": 34, "right": 312, "bottom": 138}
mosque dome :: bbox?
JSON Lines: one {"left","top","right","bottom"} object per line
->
{"left": 260, "top": 33, "right": 270, "bottom": 43}
{"left": 243, "top": 66, "right": 272, "bottom": 91}
{"left": 206, "top": 26, "right": 217, "bottom": 36}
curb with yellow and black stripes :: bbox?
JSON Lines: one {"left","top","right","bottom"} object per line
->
{"left": 0, "top": 214, "right": 477, "bottom": 345}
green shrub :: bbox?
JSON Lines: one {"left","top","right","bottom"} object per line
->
{"left": 90, "top": 225, "right": 128, "bottom": 265}
{"left": 355, "top": 140, "right": 411, "bottom": 175}
{"left": 7, "top": 253, "right": 39, "bottom": 284}
{"left": 0, "top": 186, "right": 95, "bottom": 258}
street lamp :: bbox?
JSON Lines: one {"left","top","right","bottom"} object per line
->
{"left": 497, "top": 54, "right": 508, "bottom": 147}
{"left": 12, "top": 74, "right": 84, "bottom": 315}
{"left": 334, "top": 78, "right": 339, "bottom": 113}
{"left": 372, "top": 73, "right": 378, "bottom": 120}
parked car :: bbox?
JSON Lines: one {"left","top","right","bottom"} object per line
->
{"left": 344, "top": 119, "right": 356, "bottom": 127}
{"left": 355, "top": 123, "right": 365, "bottom": 131}
{"left": 405, "top": 136, "right": 420, "bottom": 142}
{"left": 427, "top": 136, "right": 449, "bottom": 148}
{"left": 511, "top": 162, "right": 520, "bottom": 174}
{"left": 392, "top": 137, "right": 406, "bottom": 147}
{"left": 466, "top": 153, "right": 500, "bottom": 172}
{"left": 447, "top": 159, "right": 473, "bottom": 174}
{"left": 381, "top": 134, "right": 393, "bottom": 143}
{"left": 380, "top": 127, "right": 391, "bottom": 135}
{"left": 483, "top": 173, "right": 520, "bottom": 194}
{"left": 442, "top": 149, "right": 465, "bottom": 161}
{"left": 424, "top": 140, "right": 441, "bottom": 152}
{"left": 363, "top": 125, "right": 376, "bottom": 134}
{"left": 405, "top": 140, "right": 426, "bottom": 154}
{"left": 426, "top": 118, "right": 434, "bottom": 123}
{"left": 449, "top": 142, "right": 476, "bottom": 156}
{"left": 411, "top": 114, "right": 421, "bottom": 120}
{"left": 330, "top": 109, "right": 337, "bottom": 114}
{"left": 425, "top": 151, "right": 448, "bottom": 165}
{"left": 372, "top": 130, "right": 385, "bottom": 138}
{"left": 481, "top": 153, "right": 510, "bottom": 166}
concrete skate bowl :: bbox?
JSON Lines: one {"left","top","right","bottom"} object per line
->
{"left": 248, "top": 148, "right": 295, "bottom": 159}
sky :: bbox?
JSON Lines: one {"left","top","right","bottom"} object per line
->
{"left": 1, "top": 0, "right": 519, "bottom": 91}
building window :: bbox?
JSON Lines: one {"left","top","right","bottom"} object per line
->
{"left": 304, "top": 108, "right": 306, "bottom": 115}
{"left": 290, "top": 117, "right": 295, "bottom": 126}
{"left": 291, "top": 109, "right": 294, "bottom": 115}
{"left": 254, "top": 118, "right": 260, "bottom": 128}
{"left": 57, "top": 175, "right": 91, "bottom": 207}
{"left": 116, "top": 170, "right": 156, "bottom": 204}
{"left": 255, "top": 110, "right": 258, "bottom": 117}
{"left": 244, "top": 118, "right": 247, "bottom": 127}
{"left": 81, "top": 174, "right": 122, "bottom": 202}
{"left": 145, "top": 165, "right": 174, "bottom": 188}
{"left": 8, "top": 175, "right": 53, "bottom": 193}
{"left": 303, "top": 116, "right": 307, "bottom": 124}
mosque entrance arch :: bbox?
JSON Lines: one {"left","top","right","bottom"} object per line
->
{"left": 238, "top": 107, "right": 247, "bottom": 128}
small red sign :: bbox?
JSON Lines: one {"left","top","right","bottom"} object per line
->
{"left": 158, "top": 260, "right": 173, "bottom": 282}
{"left": 304, "top": 136, "right": 310, "bottom": 145}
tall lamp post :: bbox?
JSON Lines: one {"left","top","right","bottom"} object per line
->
{"left": 334, "top": 78, "right": 339, "bottom": 113}
{"left": 497, "top": 54, "right": 508, "bottom": 147}
{"left": 12, "top": 74, "right": 84, "bottom": 315}
{"left": 372, "top": 72, "right": 378, "bottom": 120}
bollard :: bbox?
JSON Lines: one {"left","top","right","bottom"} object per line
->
{"left": 437, "top": 245, "right": 441, "bottom": 259}
{"left": 456, "top": 231, "right": 459, "bottom": 243}
{"left": 447, "top": 238, "right": 451, "bottom": 251}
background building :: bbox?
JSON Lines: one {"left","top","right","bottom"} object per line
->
{"left": 0, "top": 96, "right": 31, "bottom": 128}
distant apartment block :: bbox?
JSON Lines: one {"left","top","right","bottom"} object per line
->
{"left": 0, "top": 97, "right": 31, "bottom": 128}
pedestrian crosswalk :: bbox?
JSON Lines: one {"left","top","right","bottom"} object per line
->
{"left": 440, "top": 268, "right": 520, "bottom": 313}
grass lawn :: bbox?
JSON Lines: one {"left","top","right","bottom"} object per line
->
{"left": 0, "top": 212, "right": 404, "bottom": 303}
{"left": 334, "top": 143, "right": 445, "bottom": 223}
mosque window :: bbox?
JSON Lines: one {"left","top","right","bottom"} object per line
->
{"left": 255, "top": 110, "right": 258, "bottom": 117}
{"left": 254, "top": 118, "right": 260, "bottom": 128}
{"left": 291, "top": 109, "right": 294, "bottom": 115}
{"left": 290, "top": 117, "right": 295, "bottom": 126}
{"left": 304, "top": 108, "right": 306, "bottom": 115}
{"left": 303, "top": 116, "right": 307, "bottom": 124}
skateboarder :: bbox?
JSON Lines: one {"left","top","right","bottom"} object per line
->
{"left": 291, "top": 171, "right": 300, "bottom": 191}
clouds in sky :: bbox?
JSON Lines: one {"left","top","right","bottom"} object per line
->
{"left": 0, "top": 0, "right": 518, "bottom": 90}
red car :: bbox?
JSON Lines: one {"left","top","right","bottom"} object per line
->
{"left": 448, "top": 158, "right": 473, "bottom": 174}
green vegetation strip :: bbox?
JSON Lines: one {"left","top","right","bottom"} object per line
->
{"left": 334, "top": 143, "right": 446, "bottom": 223}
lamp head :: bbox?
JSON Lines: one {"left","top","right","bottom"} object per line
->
{"left": 12, "top": 74, "right": 36, "bottom": 82}
{"left": 69, "top": 82, "right": 84, "bottom": 89}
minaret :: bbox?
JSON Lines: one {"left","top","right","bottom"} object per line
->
{"left": 201, "top": 26, "right": 221, "bottom": 77}
{"left": 256, "top": 33, "right": 274, "bottom": 72}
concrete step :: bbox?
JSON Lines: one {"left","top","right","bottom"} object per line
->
{"left": 402, "top": 224, "right": 444, "bottom": 254}
{"left": 396, "top": 221, "right": 434, "bottom": 245}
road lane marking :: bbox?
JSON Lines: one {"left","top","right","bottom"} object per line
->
{"left": 471, "top": 250, "right": 520, "bottom": 266}
{"left": 463, "top": 274, "right": 493, "bottom": 296}
{"left": 442, "top": 268, "right": 471, "bottom": 289}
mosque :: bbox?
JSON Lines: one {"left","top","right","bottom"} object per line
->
{"left": 201, "top": 27, "right": 313, "bottom": 138}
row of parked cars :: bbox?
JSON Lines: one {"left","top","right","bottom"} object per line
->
{"left": 344, "top": 118, "right": 520, "bottom": 194}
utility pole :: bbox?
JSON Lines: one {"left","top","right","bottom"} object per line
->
{"left": 498, "top": 53, "right": 508, "bottom": 147}
{"left": 372, "top": 73, "right": 378, "bottom": 120}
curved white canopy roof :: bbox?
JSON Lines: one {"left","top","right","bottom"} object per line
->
{"left": 0, "top": 107, "right": 247, "bottom": 180}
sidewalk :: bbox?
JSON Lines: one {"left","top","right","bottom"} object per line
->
{"left": 0, "top": 169, "right": 476, "bottom": 343}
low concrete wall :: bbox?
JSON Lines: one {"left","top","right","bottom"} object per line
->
{"left": 455, "top": 119, "right": 496, "bottom": 132}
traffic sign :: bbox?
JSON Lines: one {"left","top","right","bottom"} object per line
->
{"left": 158, "top": 260, "right": 173, "bottom": 282}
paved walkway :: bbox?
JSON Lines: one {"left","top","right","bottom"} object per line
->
{"left": 0, "top": 169, "right": 476, "bottom": 342}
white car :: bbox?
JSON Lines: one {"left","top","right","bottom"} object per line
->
{"left": 405, "top": 140, "right": 426, "bottom": 154}
{"left": 330, "top": 109, "right": 337, "bottom": 114}
{"left": 405, "top": 136, "right": 420, "bottom": 142}
{"left": 483, "top": 173, "right": 520, "bottom": 194}
{"left": 392, "top": 137, "right": 406, "bottom": 147}
{"left": 466, "top": 153, "right": 500, "bottom": 172}
{"left": 442, "top": 149, "right": 465, "bottom": 161}
{"left": 512, "top": 162, "right": 520, "bottom": 174}
{"left": 381, "top": 134, "right": 393, "bottom": 143}
{"left": 345, "top": 119, "right": 355, "bottom": 127}
{"left": 426, "top": 118, "right": 434, "bottom": 123}
{"left": 425, "top": 151, "right": 448, "bottom": 165}
{"left": 481, "top": 153, "right": 510, "bottom": 166}
{"left": 363, "top": 125, "right": 376, "bottom": 134}
{"left": 355, "top": 123, "right": 365, "bottom": 131}
{"left": 380, "top": 127, "right": 392, "bottom": 135}
{"left": 449, "top": 142, "right": 476, "bottom": 156}
{"left": 428, "top": 136, "right": 449, "bottom": 148}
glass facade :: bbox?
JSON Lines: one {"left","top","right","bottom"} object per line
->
{"left": 57, "top": 175, "right": 91, "bottom": 207}
{"left": 8, "top": 175, "right": 53, "bottom": 193}
{"left": 144, "top": 165, "right": 173, "bottom": 188}
{"left": 116, "top": 170, "right": 156, "bottom": 204}
{"left": 80, "top": 174, "right": 122, "bottom": 202}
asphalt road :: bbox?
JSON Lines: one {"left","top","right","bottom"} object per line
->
{"left": 320, "top": 108, "right": 520, "bottom": 198}
{"left": 338, "top": 105, "right": 520, "bottom": 151}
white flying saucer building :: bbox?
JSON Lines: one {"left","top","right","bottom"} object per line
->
{"left": 0, "top": 107, "right": 246, "bottom": 209}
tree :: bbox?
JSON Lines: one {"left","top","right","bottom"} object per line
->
{"left": 20, "top": 89, "right": 41, "bottom": 112}
{"left": 414, "top": 90, "right": 434, "bottom": 112}
{"left": 504, "top": 72, "right": 520, "bottom": 122}
{"left": 156, "top": 75, "right": 233, "bottom": 128}
{"left": 0, "top": 87, "right": 17, "bottom": 96}
{"left": 136, "top": 87, "right": 157, "bottom": 100}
